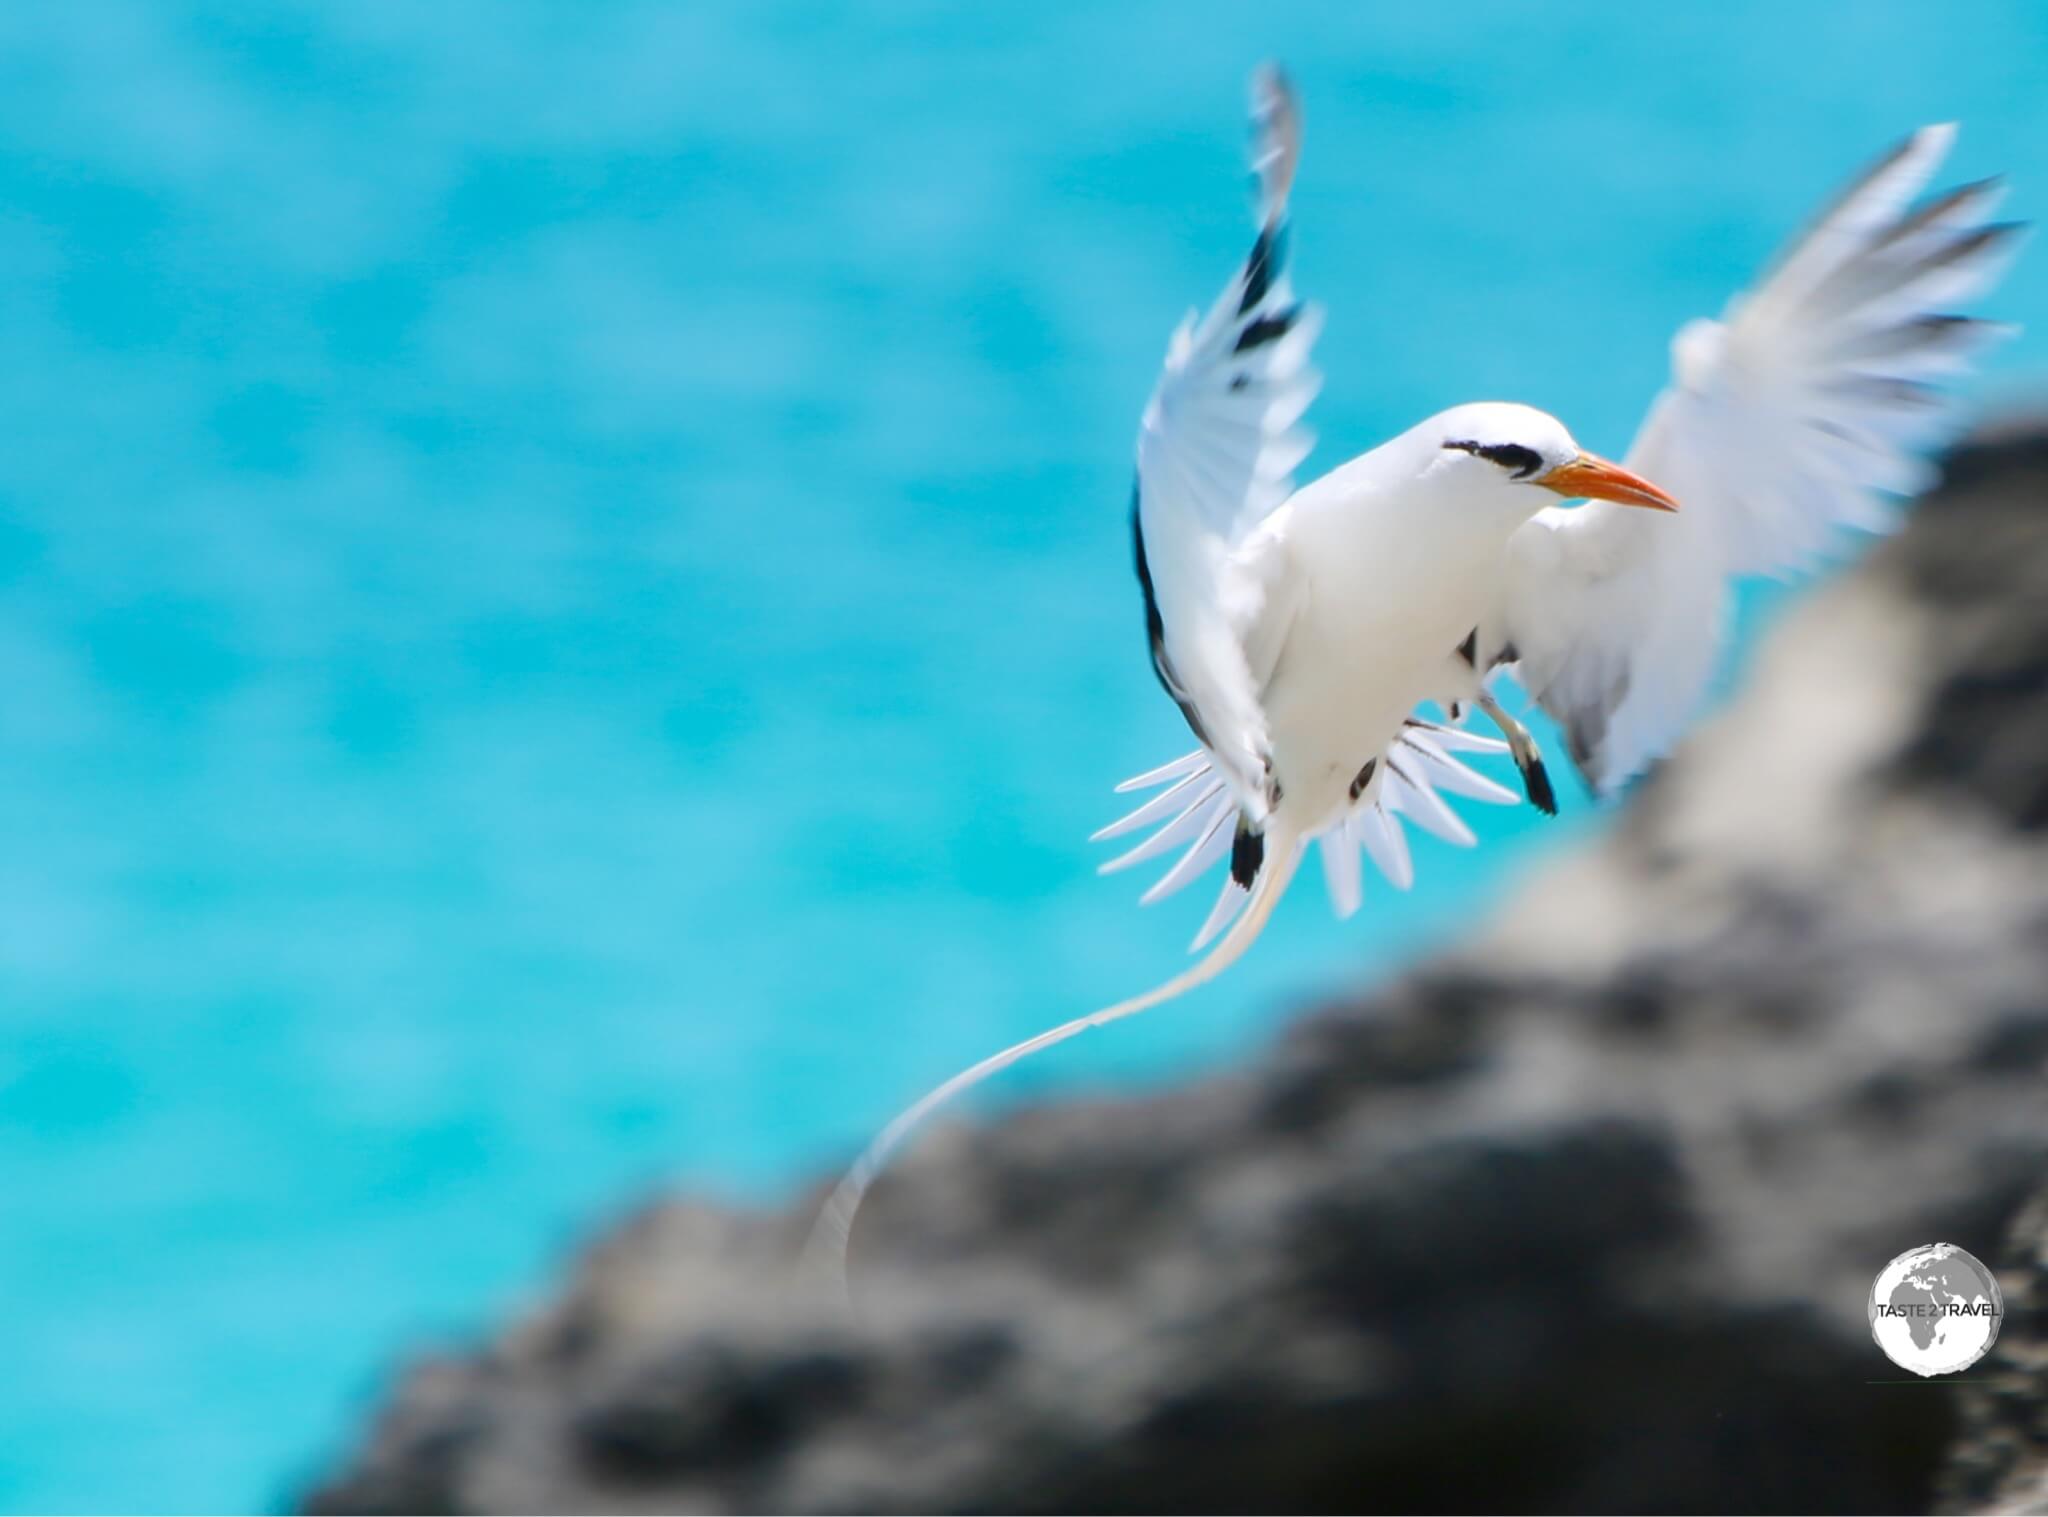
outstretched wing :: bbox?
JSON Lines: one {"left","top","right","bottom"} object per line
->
{"left": 1492, "top": 124, "right": 2021, "bottom": 791}
{"left": 1132, "top": 64, "right": 1322, "bottom": 819}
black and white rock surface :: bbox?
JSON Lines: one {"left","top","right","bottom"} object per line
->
{"left": 1938, "top": 1185, "right": 2048, "bottom": 1516}
{"left": 305, "top": 421, "right": 2048, "bottom": 1515}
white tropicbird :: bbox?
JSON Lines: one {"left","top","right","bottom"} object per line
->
{"left": 806, "top": 66, "right": 2020, "bottom": 1290}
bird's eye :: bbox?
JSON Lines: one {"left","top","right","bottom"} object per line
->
{"left": 1444, "top": 439, "right": 1544, "bottom": 479}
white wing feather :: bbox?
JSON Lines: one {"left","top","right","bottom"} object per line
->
{"left": 1133, "top": 66, "right": 1320, "bottom": 818}
{"left": 1495, "top": 124, "right": 2021, "bottom": 791}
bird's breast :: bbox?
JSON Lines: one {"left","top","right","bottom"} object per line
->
{"left": 1259, "top": 501, "right": 1517, "bottom": 831}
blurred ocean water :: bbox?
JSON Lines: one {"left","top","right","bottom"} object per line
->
{"left": 0, "top": 3, "right": 2040, "bottom": 1509}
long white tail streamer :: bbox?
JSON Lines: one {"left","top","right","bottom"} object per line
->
{"left": 800, "top": 832, "right": 1305, "bottom": 1307}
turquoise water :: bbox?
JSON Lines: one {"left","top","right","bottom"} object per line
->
{"left": 0, "top": 4, "right": 2041, "bottom": 1510}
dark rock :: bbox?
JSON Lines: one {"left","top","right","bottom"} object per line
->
{"left": 1936, "top": 1186, "right": 2048, "bottom": 1515}
{"left": 304, "top": 419, "right": 2048, "bottom": 1515}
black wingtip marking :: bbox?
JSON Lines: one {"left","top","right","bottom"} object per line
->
{"left": 1230, "top": 819, "right": 1265, "bottom": 888}
{"left": 1456, "top": 629, "right": 1478, "bottom": 669}
{"left": 1952, "top": 219, "right": 2029, "bottom": 262}
{"left": 1238, "top": 222, "right": 1288, "bottom": 315}
{"left": 1232, "top": 303, "right": 1300, "bottom": 354}
{"left": 1872, "top": 176, "right": 2005, "bottom": 256}
{"left": 1131, "top": 481, "right": 1210, "bottom": 748}
{"left": 1564, "top": 716, "right": 1601, "bottom": 778}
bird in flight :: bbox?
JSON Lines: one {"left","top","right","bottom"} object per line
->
{"left": 807, "top": 65, "right": 2020, "bottom": 1292}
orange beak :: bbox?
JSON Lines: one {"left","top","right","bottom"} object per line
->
{"left": 1538, "top": 451, "right": 1680, "bottom": 512}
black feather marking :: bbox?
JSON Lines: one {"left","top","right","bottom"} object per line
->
{"left": 1347, "top": 757, "right": 1377, "bottom": 803}
{"left": 1233, "top": 303, "right": 1300, "bottom": 353}
{"left": 1564, "top": 710, "right": 1604, "bottom": 777}
{"left": 1808, "top": 211, "right": 2022, "bottom": 317}
{"left": 1821, "top": 374, "right": 1942, "bottom": 408}
{"left": 1131, "top": 482, "right": 1209, "bottom": 748}
{"left": 1230, "top": 819, "right": 1264, "bottom": 889}
{"left": 1238, "top": 223, "right": 1288, "bottom": 315}
{"left": 1444, "top": 439, "right": 1544, "bottom": 479}
{"left": 1868, "top": 177, "right": 2005, "bottom": 258}
{"left": 1560, "top": 663, "right": 1633, "bottom": 787}
{"left": 1454, "top": 630, "right": 1519, "bottom": 671}
{"left": 1844, "top": 313, "right": 1994, "bottom": 364}
{"left": 1899, "top": 221, "right": 2028, "bottom": 285}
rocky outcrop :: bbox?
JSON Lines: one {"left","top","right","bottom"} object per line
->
{"left": 1938, "top": 1186, "right": 2048, "bottom": 1516}
{"left": 305, "top": 421, "right": 2048, "bottom": 1515}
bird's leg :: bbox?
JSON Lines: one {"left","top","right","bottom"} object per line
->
{"left": 1476, "top": 692, "right": 1558, "bottom": 816}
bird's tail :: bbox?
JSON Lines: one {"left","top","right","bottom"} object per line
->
{"left": 800, "top": 829, "right": 1304, "bottom": 1306}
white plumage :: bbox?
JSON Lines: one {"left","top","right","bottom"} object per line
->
{"left": 805, "top": 68, "right": 2021, "bottom": 1296}
{"left": 1489, "top": 126, "right": 2018, "bottom": 791}
{"left": 1105, "top": 88, "right": 2017, "bottom": 935}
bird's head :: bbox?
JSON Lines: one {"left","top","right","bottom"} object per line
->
{"left": 1424, "top": 401, "right": 1679, "bottom": 513}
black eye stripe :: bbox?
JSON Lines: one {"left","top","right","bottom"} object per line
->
{"left": 1445, "top": 439, "right": 1544, "bottom": 479}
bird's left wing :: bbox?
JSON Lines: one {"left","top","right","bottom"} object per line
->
{"left": 1132, "top": 65, "right": 1322, "bottom": 819}
{"left": 1491, "top": 124, "right": 2021, "bottom": 792}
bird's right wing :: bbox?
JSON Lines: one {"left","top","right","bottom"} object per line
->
{"left": 1132, "top": 65, "right": 1323, "bottom": 819}
{"left": 1492, "top": 124, "right": 2020, "bottom": 792}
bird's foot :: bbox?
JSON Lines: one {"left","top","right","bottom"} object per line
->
{"left": 1477, "top": 692, "right": 1559, "bottom": 817}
